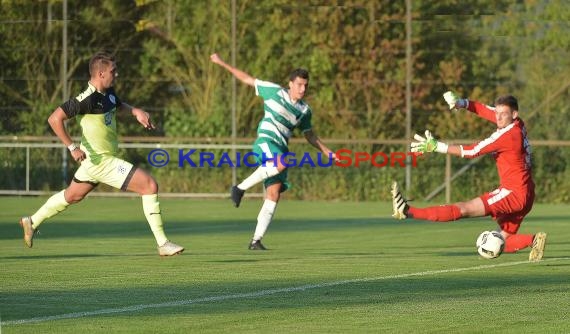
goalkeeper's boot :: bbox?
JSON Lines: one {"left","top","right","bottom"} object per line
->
{"left": 528, "top": 232, "right": 547, "bottom": 262}
{"left": 248, "top": 239, "right": 267, "bottom": 250}
{"left": 391, "top": 181, "right": 409, "bottom": 220}
{"left": 230, "top": 185, "right": 245, "bottom": 208}
{"left": 158, "top": 240, "right": 185, "bottom": 256}
{"left": 19, "top": 216, "right": 36, "bottom": 248}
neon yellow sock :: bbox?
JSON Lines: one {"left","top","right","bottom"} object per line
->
{"left": 142, "top": 194, "right": 168, "bottom": 246}
{"left": 30, "top": 190, "right": 69, "bottom": 229}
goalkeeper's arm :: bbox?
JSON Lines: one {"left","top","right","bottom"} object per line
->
{"left": 410, "top": 130, "right": 464, "bottom": 157}
{"left": 446, "top": 145, "right": 463, "bottom": 157}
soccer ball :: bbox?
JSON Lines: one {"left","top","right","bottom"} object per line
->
{"left": 476, "top": 231, "right": 505, "bottom": 259}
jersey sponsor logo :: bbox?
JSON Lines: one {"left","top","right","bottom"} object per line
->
{"left": 104, "top": 111, "right": 113, "bottom": 126}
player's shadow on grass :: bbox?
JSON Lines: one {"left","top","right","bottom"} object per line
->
{"left": 0, "top": 217, "right": 394, "bottom": 242}
{"left": 1, "top": 253, "right": 106, "bottom": 260}
{"left": 209, "top": 259, "right": 264, "bottom": 263}
{"left": 439, "top": 251, "right": 480, "bottom": 257}
{"left": 0, "top": 252, "right": 173, "bottom": 260}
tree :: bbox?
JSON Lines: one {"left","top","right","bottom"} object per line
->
{"left": 0, "top": 1, "right": 150, "bottom": 136}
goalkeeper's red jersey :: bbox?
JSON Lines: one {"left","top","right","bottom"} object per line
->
{"left": 460, "top": 101, "right": 533, "bottom": 191}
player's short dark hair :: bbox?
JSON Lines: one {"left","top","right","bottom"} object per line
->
{"left": 495, "top": 95, "right": 519, "bottom": 111}
{"left": 289, "top": 68, "right": 309, "bottom": 82}
{"left": 89, "top": 51, "right": 115, "bottom": 77}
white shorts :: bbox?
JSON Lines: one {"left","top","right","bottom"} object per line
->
{"left": 73, "top": 155, "right": 135, "bottom": 190}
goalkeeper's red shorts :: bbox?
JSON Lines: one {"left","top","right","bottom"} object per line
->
{"left": 480, "top": 185, "right": 535, "bottom": 234}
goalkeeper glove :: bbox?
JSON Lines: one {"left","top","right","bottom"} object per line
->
{"left": 411, "top": 130, "right": 449, "bottom": 154}
{"left": 443, "top": 91, "right": 468, "bottom": 110}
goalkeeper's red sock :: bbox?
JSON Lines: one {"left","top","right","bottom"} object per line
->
{"left": 503, "top": 234, "right": 534, "bottom": 253}
{"left": 408, "top": 205, "right": 462, "bottom": 222}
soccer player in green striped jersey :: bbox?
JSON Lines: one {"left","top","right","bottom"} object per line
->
{"left": 18, "top": 51, "right": 184, "bottom": 256}
{"left": 211, "top": 53, "right": 338, "bottom": 250}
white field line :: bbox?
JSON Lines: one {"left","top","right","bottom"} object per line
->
{"left": 3, "top": 257, "right": 568, "bottom": 326}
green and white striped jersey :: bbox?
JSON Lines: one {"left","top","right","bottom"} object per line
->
{"left": 254, "top": 79, "right": 312, "bottom": 148}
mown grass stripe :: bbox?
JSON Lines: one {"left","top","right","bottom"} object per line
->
{"left": 4, "top": 257, "right": 567, "bottom": 326}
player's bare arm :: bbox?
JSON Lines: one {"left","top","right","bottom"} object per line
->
{"left": 121, "top": 103, "right": 155, "bottom": 130}
{"left": 47, "top": 107, "right": 86, "bottom": 162}
{"left": 303, "top": 130, "right": 338, "bottom": 161}
{"left": 210, "top": 53, "right": 255, "bottom": 87}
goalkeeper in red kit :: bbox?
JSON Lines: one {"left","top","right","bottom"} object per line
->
{"left": 391, "top": 91, "right": 546, "bottom": 261}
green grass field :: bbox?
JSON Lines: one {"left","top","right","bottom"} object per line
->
{"left": 1, "top": 196, "right": 568, "bottom": 333}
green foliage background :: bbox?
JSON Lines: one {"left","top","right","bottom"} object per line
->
{"left": 0, "top": 0, "right": 569, "bottom": 202}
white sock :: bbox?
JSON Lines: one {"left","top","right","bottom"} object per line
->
{"left": 30, "top": 190, "right": 70, "bottom": 229}
{"left": 253, "top": 199, "right": 277, "bottom": 241}
{"left": 238, "top": 166, "right": 280, "bottom": 191}
{"left": 142, "top": 194, "right": 168, "bottom": 246}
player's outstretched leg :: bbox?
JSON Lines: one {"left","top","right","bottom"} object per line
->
{"left": 528, "top": 232, "right": 547, "bottom": 262}
{"left": 391, "top": 181, "right": 409, "bottom": 220}
{"left": 19, "top": 189, "right": 71, "bottom": 248}
{"left": 19, "top": 216, "right": 36, "bottom": 248}
{"left": 230, "top": 185, "right": 245, "bottom": 208}
{"left": 158, "top": 240, "right": 185, "bottom": 256}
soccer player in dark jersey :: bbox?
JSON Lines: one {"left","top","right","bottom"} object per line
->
{"left": 391, "top": 92, "right": 546, "bottom": 261}
{"left": 19, "top": 51, "right": 184, "bottom": 256}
